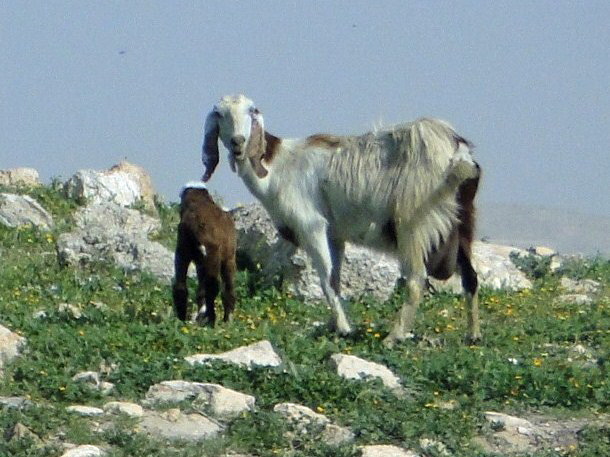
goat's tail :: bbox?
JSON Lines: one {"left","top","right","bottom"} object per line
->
{"left": 394, "top": 126, "right": 479, "bottom": 264}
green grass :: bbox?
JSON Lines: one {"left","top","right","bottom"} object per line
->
{"left": 0, "top": 184, "right": 608, "bottom": 456}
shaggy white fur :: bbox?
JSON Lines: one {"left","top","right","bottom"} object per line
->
{"left": 201, "top": 95, "right": 479, "bottom": 345}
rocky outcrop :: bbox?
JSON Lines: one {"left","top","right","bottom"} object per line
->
{"left": 62, "top": 161, "right": 157, "bottom": 213}
{"left": 56, "top": 202, "right": 174, "bottom": 282}
{"left": 0, "top": 193, "right": 53, "bottom": 230}
{"left": 0, "top": 168, "right": 41, "bottom": 188}
{"left": 429, "top": 242, "right": 533, "bottom": 293}
{"left": 232, "top": 203, "right": 533, "bottom": 303}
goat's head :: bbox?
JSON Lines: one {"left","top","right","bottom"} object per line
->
{"left": 201, "top": 94, "right": 265, "bottom": 181}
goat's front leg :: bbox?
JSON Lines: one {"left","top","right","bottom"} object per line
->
{"left": 384, "top": 258, "right": 426, "bottom": 348}
{"left": 306, "top": 230, "right": 352, "bottom": 336}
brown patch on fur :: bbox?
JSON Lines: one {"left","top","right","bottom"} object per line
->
{"left": 263, "top": 132, "right": 281, "bottom": 163}
{"left": 245, "top": 119, "right": 268, "bottom": 178}
{"left": 456, "top": 163, "right": 480, "bottom": 243}
{"left": 249, "top": 156, "right": 268, "bottom": 179}
{"left": 426, "top": 162, "right": 481, "bottom": 281}
{"left": 244, "top": 117, "right": 282, "bottom": 179}
{"left": 173, "top": 187, "right": 236, "bottom": 325}
{"left": 426, "top": 230, "right": 459, "bottom": 280}
{"left": 305, "top": 134, "right": 344, "bottom": 150}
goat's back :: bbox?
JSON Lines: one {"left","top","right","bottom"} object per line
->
{"left": 321, "top": 119, "right": 468, "bottom": 253}
{"left": 179, "top": 188, "right": 236, "bottom": 256}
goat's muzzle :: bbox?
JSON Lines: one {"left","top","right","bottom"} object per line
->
{"left": 230, "top": 135, "right": 246, "bottom": 157}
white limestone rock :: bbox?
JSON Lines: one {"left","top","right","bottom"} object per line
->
{"left": 60, "top": 444, "right": 106, "bottom": 457}
{"left": 66, "top": 406, "right": 105, "bottom": 417}
{"left": 0, "top": 193, "right": 53, "bottom": 230}
{"left": 330, "top": 354, "right": 402, "bottom": 392}
{"left": 138, "top": 409, "right": 222, "bottom": 441}
{"left": 63, "top": 161, "right": 156, "bottom": 213}
{"left": 103, "top": 401, "right": 144, "bottom": 418}
{"left": 0, "top": 324, "right": 26, "bottom": 375}
{"left": 0, "top": 168, "right": 41, "bottom": 187}
{"left": 359, "top": 444, "right": 420, "bottom": 457}
{"left": 185, "top": 340, "right": 282, "bottom": 370}
{"left": 273, "top": 402, "right": 354, "bottom": 446}
{"left": 145, "top": 380, "right": 255, "bottom": 419}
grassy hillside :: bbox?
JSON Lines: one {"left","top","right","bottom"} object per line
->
{"left": 1, "top": 184, "right": 609, "bottom": 456}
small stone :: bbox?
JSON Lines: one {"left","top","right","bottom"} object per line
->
{"left": 185, "top": 340, "right": 282, "bottom": 369}
{"left": 560, "top": 277, "right": 600, "bottom": 295}
{"left": 419, "top": 438, "right": 450, "bottom": 456}
{"left": 484, "top": 411, "right": 534, "bottom": 431}
{"left": 321, "top": 423, "right": 355, "bottom": 446}
{"left": 5, "top": 423, "right": 42, "bottom": 444}
{"left": 103, "top": 401, "right": 143, "bottom": 418}
{"left": 72, "top": 371, "right": 100, "bottom": 386}
{"left": 32, "top": 310, "right": 48, "bottom": 319}
{"left": 330, "top": 353, "right": 402, "bottom": 391}
{"left": 66, "top": 406, "right": 104, "bottom": 417}
{"left": 98, "top": 381, "right": 115, "bottom": 395}
{"left": 273, "top": 402, "right": 330, "bottom": 428}
{"left": 60, "top": 444, "right": 106, "bottom": 457}
{"left": 359, "top": 444, "right": 419, "bottom": 457}
{"left": 58, "top": 303, "right": 82, "bottom": 319}
{"left": 0, "top": 396, "right": 31, "bottom": 409}
{"left": 138, "top": 410, "right": 221, "bottom": 441}
{"left": 0, "top": 324, "right": 26, "bottom": 374}
{"left": 145, "top": 380, "right": 255, "bottom": 419}
{"left": 556, "top": 294, "right": 592, "bottom": 305}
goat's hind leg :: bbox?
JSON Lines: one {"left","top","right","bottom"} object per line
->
{"left": 195, "top": 255, "right": 221, "bottom": 327}
{"left": 172, "top": 244, "right": 191, "bottom": 321}
{"left": 220, "top": 257, "right": 236, "bottom": 323}
{"left": 458, "top": 243, "right": 481, "bottom": 344}
{"left": 384, "top": 256, "right": 426, "bottom": 348}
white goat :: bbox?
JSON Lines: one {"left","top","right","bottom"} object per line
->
{"left": 202, "top": 94, "right": 481, "bottom": 346}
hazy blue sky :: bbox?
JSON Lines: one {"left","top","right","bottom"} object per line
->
{"left": 2, "top": 1, "right": 609, "bottom": 216}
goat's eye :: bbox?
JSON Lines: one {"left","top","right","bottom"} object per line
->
{"left": 250, "top": 107, "right": 259, "bottom": 115}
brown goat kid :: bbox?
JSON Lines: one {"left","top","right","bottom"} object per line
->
{"left": 172, "top": 183, "right": 236, "bottom": 326}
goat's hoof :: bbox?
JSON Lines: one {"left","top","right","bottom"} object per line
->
{"left": 464, "top": 334, "right": 482, "bottom": 346}
{"left": 196, "top": 313, "right": 216, "bottom": 328}
{"left": 329, "top": 319, "right": 352, "bottom": 337}
{"left": 383, "top": 331, "right": 415, "bottom": 348}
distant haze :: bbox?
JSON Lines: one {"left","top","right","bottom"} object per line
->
{"left": 477, "top": 203, "right": 610, "bottom": 257}
{"left": 1, "top": 2, "right": 608, "bottom": 255}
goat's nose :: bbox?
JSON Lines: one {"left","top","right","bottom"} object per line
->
{"left": 231, "top": 136, "right": 246, "bottom": 149}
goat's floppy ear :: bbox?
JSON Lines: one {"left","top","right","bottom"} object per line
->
{"left": 246, "top": 117, "right": 268, "bottom": 179}
{"left": 202, "top": 110, "right": 220, "bottom": 182}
